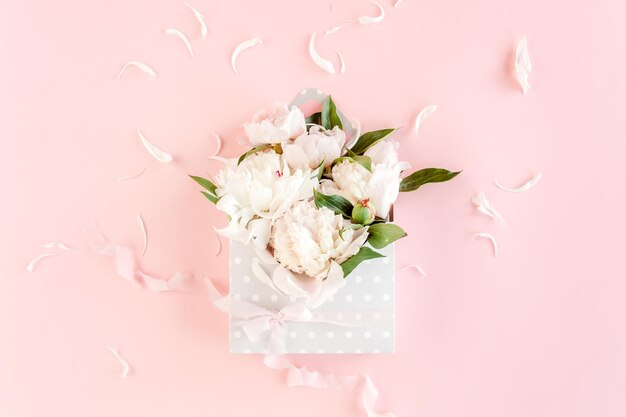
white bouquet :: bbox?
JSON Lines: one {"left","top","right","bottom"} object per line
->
{"left": 191, "top": 95, "right": 459, "bottom": 307}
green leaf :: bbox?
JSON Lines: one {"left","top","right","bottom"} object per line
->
{"left": 346, "top": 148, "right": 372, "bottom": 172}
{"left": 305, "top": 112, "right": 322, "bottom": 126}
{"left": 321, "top": 96, "right": 343, "bottom": 130}
{"left": 399, "top": 168, "right": 461, "bottom": 192}
{"left": 238, "top": 144, "right": 271, "bottom": 165}
{"left": 201, "top": 191, "right": 219, "bottom": 205}
{"left": 349, "top": 128, "right": 395, "bottom": 155}
{"left": 340, "top": 247, "right": 385, "bottom": 277}
{"left": 367, "top": 223, "right": 407, "bottom": 249}
{"left": 313, "top": 189, "right": 353, "bottom": 218}
{"left": 313, "top": 159, "right": 325, "bottom": 181}
{"left": 189, "top": 175, "right": 217, "bottom": 195}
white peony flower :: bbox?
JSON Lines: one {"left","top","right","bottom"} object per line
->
{"left": 243, "top": 103, "right": 306, "bottom": 146}
{"left": 321, "top": 140, "right": 410, "bottom": 219}
{"left": 269, "top": 200, "right": 368, "bottom": 279}
{"left": 249, "top": 200, "right": 368, "bottom": 308}
{"left": 214, "top": 150, "right": 316, "bottom": 248}
{"left": 283, "top": 126, "right": 346, "bottom": 170}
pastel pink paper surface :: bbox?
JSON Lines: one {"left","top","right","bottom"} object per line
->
{"left": 1, "top": 0, "right": 626, "bottom": 416}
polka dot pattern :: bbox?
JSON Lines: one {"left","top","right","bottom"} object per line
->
{"left": 228, "top": 240, "right": 395, "bottom": 354}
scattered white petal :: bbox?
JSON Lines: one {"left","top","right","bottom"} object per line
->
{"left": 112, "top": 166, "right": 147, "bottom": 181}
{"left": 472, "top": 192, "right": 504, "bottom": 222}
{"left": 137, "top": 212, "right": 148, "bottom": 256}
{"left": 116, "top": 61, "right": 157, "bottom": 79}
{"left": 495, "top": 173, "right": 542, "bottom": 193}
{"left": 107, "top": 347, "right": 130, "bottom": 378}
{"left": 210, "top": 133, "right": 222, "bottom": 157}
{"left": 400, "top": 264, "right": 426, "bottom": 276}
{"left": 183, "top": 1, "right": 207, "bottom": 38}
{"left": 414, "top": 104, "right": 438, "bottom": 137}
{"left": 325, "top": 25, "right": 342, "bottom": 35}
{"left": 394, "top": 0, "right": 405, "bottom": 7}
{"left": 309, "top": 32, "right": 336, "bottom": 74}
{"left": 473, "top": 232, "right": 498, "bottom": 257}
{"left": 515, "top": 36, "right": 532, "bottom": 95}
{"left": 205, "top": 156, "right": 235, "bottom": 166}
{"left": 137, "top": 129, "right": 173, "bottom": 163}
{"left": 26, "top": 253, "right": 57, "bottom": 273}
{"left": 213, "top": 228, "right": 222, "bottom": 256}
{"left": 164, "top": 28, "right": 195, "bottom": 59}
{"left": 231, "top": 37, "right": 262, "bottom": 74}
{"left": 357, "top": 1, "right": 385, "bottom": 25}
{"left": 42, "top": 242, "right": 75, "bottom": 251}
{"left": 335, "top": 50, "right": 346, "bottom": 74}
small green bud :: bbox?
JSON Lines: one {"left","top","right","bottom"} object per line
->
{"left": 351, "top": 199, "right": 376, "bottom": 225}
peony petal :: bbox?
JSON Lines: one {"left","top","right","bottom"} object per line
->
{"left": 472, "top": 232, "right": 498, "bottom": 257}
{"left": 357, "top": 0, "right": 385, "bottom": 25}
{"left": 213, "top": 228, "right": 222, "bottom": 256}
{"left": 308, "top": 32, "right": 336, "bottom": 74}
{"left": 325, "top": 24, "right": 344, "bottom": 35}
{"left": 335, "top": 50, "right": 346, "bottom": 74}
{"left": 107, "top": 347, "right": 130, "bottom": 378}
{"left": 137, "top": 129, "right": 173, "bottom": 163}
{"left": 183, "top": 1, "right": 207, "bottom": 38}
{"left": 515, "top": 36, "right": 532, "bottom": 95}
{"left": 26, "top": 253, "right": 57, "bottom": 273}
{"left": 471, "top": 192, "right": 504, "bottom": 222}
{"left": 231, "top": 37, "right": 262, "bottom": 74}
{"left": 116, "top": 61, "right": 156, "bottom": 79}
{"left": 112, "top": 166, "right": 147, "bottom": 181}
{"left": 137, "top": 212, "right": 147, "bottom": 256}
{"left": 394, "top": 0, "right": 404, "bottom": 7}
{"left": 164, "top": 28, "right": 195, "bottom": 59}
{"left": 210, "top": 133, "right": 222, "bottom": 157}
{"left": 414, "top": 104, "right": 438, "bottom": 137}
{"left": 205, "top": 155, "right": 235, "bottom": 166}
{"left": 495, "top": 173, "right": 542, "bottom": 193}
{"left": 42, "top": 242, "right": 75, "bottom": 251}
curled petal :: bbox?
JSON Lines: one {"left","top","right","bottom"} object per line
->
{"left": 472, "top": 232, "right": 498, "bottom": 257}
{"left": 515, "top": 36, "right": 532, "bottom": 95}
{"left": 231, "top": 37, "right": 263, "bottom": 74}
{"left": 116, "top": 61, "right": 156, "bottom": 79}
{"left": 308, "top": 32, "right": 336, "bottom": 74}
{"left": 495, "top": 173, "right": 542, "bottom": 193}
{"left": 164, "top": 28, "right": 195, "bottom": 59}
{"left": 357, "top": 0, "right": 385, "bottom": 25}
{"left": 137, "top": 129, "right": 173, "bottom": 163}
{"left": 183, "top": 1, "right": 207, "bottom": 38}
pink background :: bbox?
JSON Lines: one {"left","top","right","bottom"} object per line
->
{"left": 2, "top": 0, "right": 626, "bottom": 416}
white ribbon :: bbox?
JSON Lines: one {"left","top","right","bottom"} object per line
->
{"left": 205, "top": 279, "right": 396, "bottom": 417}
